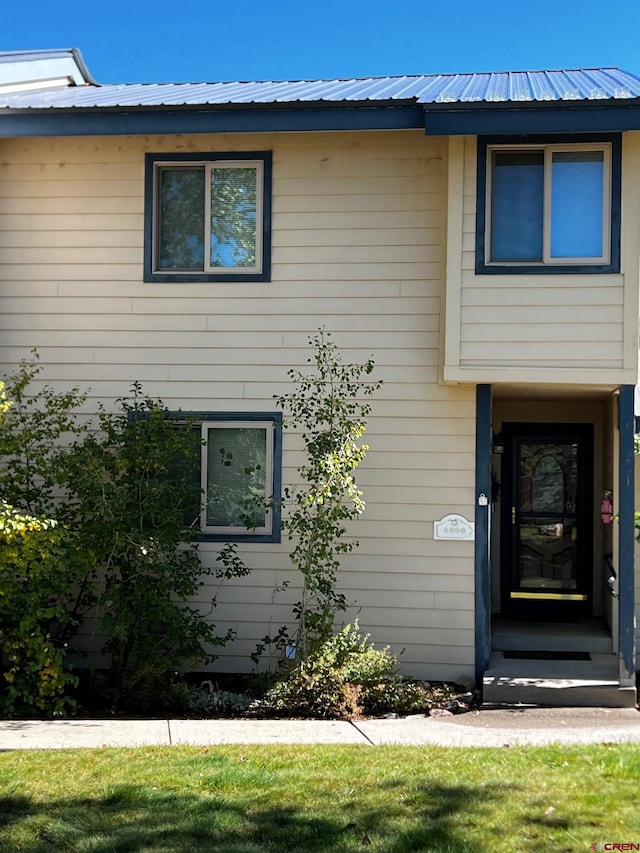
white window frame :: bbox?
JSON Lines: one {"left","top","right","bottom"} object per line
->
{"left": 485, "top": 142, "right": 612, "bottom": 267}
{"left": 200, "top": 420, "right": 274, "bottom": 536}
{"left": 153, "top": 159, "right": 264, "bottom": 276}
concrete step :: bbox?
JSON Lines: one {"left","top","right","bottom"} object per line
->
{"left": 483, "top": 652, "right": 637, "bottom": 708}
{"left": 491, "top": 618, "right": 613, "bottom": 655}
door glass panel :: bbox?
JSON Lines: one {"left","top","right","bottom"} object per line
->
{"left": 517, "top": 440, "right": 578, "bottom": 591}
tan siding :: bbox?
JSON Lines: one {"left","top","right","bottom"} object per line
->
{"left": 0, "top": 129, "right": 475, "bottom": 680}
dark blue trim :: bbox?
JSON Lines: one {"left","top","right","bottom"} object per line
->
{"left": 475, "top": 384, "right": 492, "bottom": 686}
{"left": 5, "top": 102, "right": 640, "bottom": 138}
{"left": 0, "top": 105, "right": 425, "bottom": 137}
{"left": 168, "top": 410, "right": 282, "bottom": 544}
{"left": 617, "top": 386, "right": 636, "bottom": 680}
{"left": 475, "top": 134, "right": 621, "bottom": 275}
{"left": 425, "top": 105, "right": 640, "bottom": 136}
{"left": 144, "top": 152, "right": 272, "bottom": 284}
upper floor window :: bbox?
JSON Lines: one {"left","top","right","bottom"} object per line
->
{"left": 144, "top": 152, "right": 272, "bottom": 283}
{"left": 476, "top": 135, "right": 620, "bottom": 274}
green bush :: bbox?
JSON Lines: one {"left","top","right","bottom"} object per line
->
{"left": 0, "top": 360, "right": 248, "bottom": 714}
{"left": 257, "top": 622, "right": 424, "bottom": 719}
{"left": 63, "top": 384, "right": 241, "bottom": 710}
{"left": 0, "top": 503, "right": 90, "bottom": 716}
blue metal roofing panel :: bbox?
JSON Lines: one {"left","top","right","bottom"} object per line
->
{"left": 1, "top": 67, "right": 640, "bottom": 110}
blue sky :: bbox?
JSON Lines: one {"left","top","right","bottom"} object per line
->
{"left": 5, "top": 0, "right": 640, "bottom": 84}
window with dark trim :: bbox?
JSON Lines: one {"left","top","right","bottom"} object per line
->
{"left": 476, "top": 134, "right": 621, "bottom": 274}
{"left": 171, "top": 411, "right": 282, "bottom": 543}
{"left": 144, "top": 152, "right": 272, "bottom": 283}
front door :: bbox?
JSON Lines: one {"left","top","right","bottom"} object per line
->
{"left": 500, "top": 423, "right": 593, "bottom": 620}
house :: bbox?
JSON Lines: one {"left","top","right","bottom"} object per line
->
{"left": 0, "top": 48, "right": 638, "bottom": 706}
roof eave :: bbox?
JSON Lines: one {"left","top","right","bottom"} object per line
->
{"left": 0, "top": 102, "right": 427, "bottom": 137}
{"left": 424, "top": 100, "right": 640, "bottom": 135}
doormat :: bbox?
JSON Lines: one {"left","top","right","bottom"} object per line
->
{"left": 503, "top": 650, "right": 591, "bottom": 661}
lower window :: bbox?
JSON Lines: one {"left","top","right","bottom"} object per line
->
{"left": 179, "top": 412, "right": 281, "bottom": 542}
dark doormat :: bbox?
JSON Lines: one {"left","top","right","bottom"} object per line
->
{"left": 503, "top": 650, "right": 591, "bottom": 661}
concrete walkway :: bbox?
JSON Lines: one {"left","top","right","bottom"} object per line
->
{"left": 1, "top": 706, "right": 639, "bottom": 749}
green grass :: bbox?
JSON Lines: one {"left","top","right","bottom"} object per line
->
{"left": 0, "top": 744, "right": 638, "bottom": 852}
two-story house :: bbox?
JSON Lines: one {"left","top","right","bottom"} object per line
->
{"left": 0, "top": 49, "right": 638, "bottom": 706}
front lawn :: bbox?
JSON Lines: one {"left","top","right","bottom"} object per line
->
{"left": 1, "top": 744, "right": 638, "bottom": 852}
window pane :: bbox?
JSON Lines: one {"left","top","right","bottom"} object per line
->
{"left": 210, "top": 167, "right": 257, "bottom": 268}
{"left": 550, "top": 151, "right": 604, "bottom": 259}
{"left": 158, "top": 168, "right": 204, "bottom": 269}
{"left": 490, "top": 151, "right": 544, "bottom": 261}
{"left": 204, "top": 426, "right": 267, "bottom": 528}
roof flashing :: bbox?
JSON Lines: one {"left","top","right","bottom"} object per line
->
{"left": 0, "top": 48, "right": 98, "bottom": 92}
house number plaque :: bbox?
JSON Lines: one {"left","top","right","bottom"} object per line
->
{"left": 433, "top": 514, "right": 475, "bottom": 541}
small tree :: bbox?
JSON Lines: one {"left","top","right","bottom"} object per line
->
{"left": 271, "top": 329, "right": 382, "bottom": 659}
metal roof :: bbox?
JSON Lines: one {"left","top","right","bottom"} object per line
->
{"left": 1, "top": 66, "right": 640, "bottom": 110}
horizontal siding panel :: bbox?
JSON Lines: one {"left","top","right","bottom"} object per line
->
{"left": 0, "top": 230, "right": 143, "bottom": 249}
{"left": 0, "top": 312, "right": 436, "bottom": 337}
{"left": 282, "top": 329, "right": 435, "bottom": 349}
{"left": 461, "top": 323, "right": 621, "bottom": 342}
{"left": 0, "top": 329, "right": 286, "bottom": 348}
{"left": 275, "top": 210, "right": 444, "bottom": 230}
{"left": 273, "top": 176, "right": 440, "bottom": 196}
{"left": 460, "top": 340, "right": 623, "bottom": 361}
{"left": 0, "top": 248, "right": 142, "bottom": 264}
{"left": 205, "top": 314, "right": 437, "bottom": 334}
{"left": 85, "top": 346, "right": 439, "bottom": 368}
{"left": 53, "top": 281, "right": 411, "bottom": 299}
{"left": 0, "top": 163, "right": 142, "bottom": 181}
{"left": 272, "top": 134, "right": 440, "bottom": 161}
{"left": 272, "top": 262, "right": 440, "bottom": 280}
{"left": 361, "top": 500, "right": 474, "bottom": 524}
{"left": 128, "top": 296, "right": 439, "bottom": 316}
{"left": 0, "top": 264, "right": 144, "bottom": 281}
{"left": 340, "top": 573, "right": 474, "bottom": 597}
{"left": 272, "top": 227, "right": 442, "bottom": 248}
{"left": 357, "top": 635, "right": 473, "bottom": 664}
{"left": 0, "top": 197, "right": 143, "bottom": 215}
{"left": 0, "top": 314, "right": 210, "bottom": 332}
{"left": 461, "top": 305, "right": 622, "bottom": 323}
{"left": 335, "top": 538, "right": 474, "bottom": 559}
{"left": 462, "top": 286, "right": 624, "bottom": 307}
{"left": 0, "top": 282, "right": 58, "bottom": 297}
{"left": 354, "top": 520, "right": 469, "bottom": 539}
{"left": 358, "top": 456, "right": 475, "bottom": 476}
{"left": 274, "top": 157, "right": 442, "bottom": 180}
{"left": 273, "top": 193, "right": 443, "bottom": 213}
{"left": 272, "top": 244, "right": 440, "bottom": 264}
{"left": 0, "top": 297, "right": 133, "bottom": 314}
{"left": 0, "top": 179, "right": 141, "bottom": 198}
{"left": 461, "top": 272, "right": 624, "bottom": 288}
{"left": 164, "top": 361, "right": 440, "bottom": 383}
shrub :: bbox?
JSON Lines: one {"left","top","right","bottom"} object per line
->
{"left": 64, "top": 384, "right": 241, "bottom": 710}
{"left": 0, "top": 360, "right": 249, "bottom": 714}
{"left": 0, "top": 503, "right": 89, "bottom": 716}
{"left": 257, "top": 622, "right": 415, "bottom": 719}
{"left": 186, "top": 680, "right": 252, "bottom": 716}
